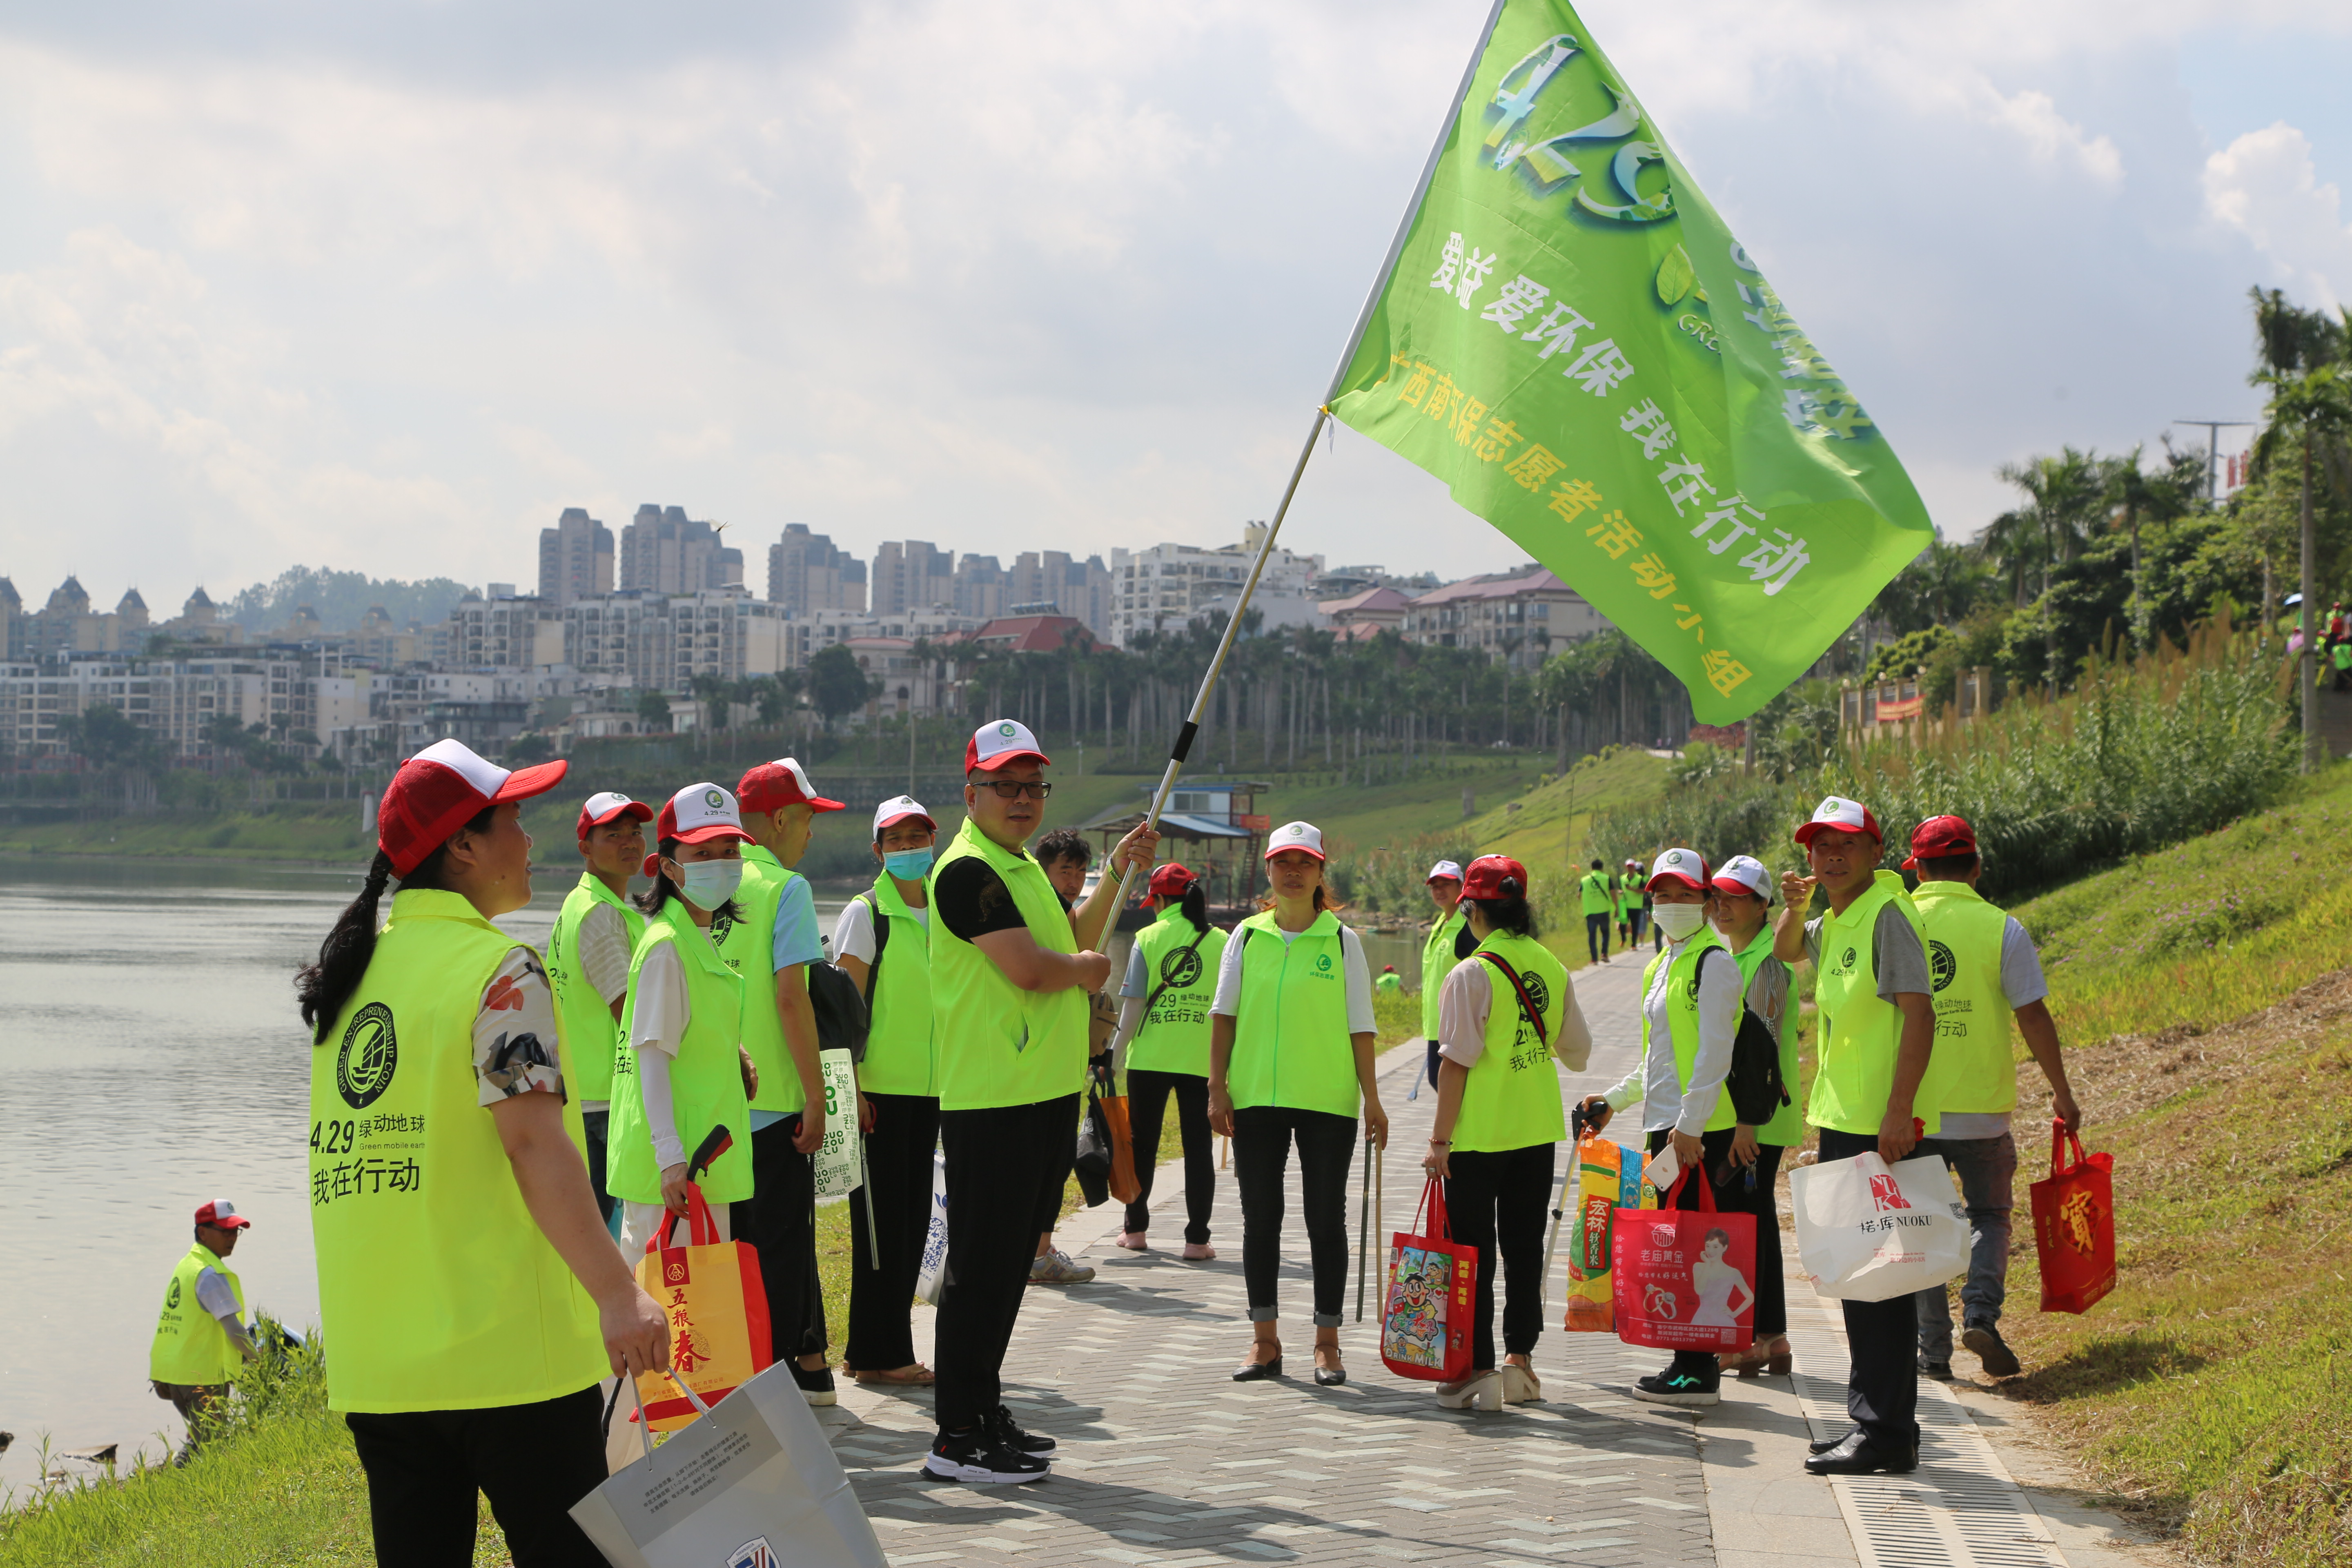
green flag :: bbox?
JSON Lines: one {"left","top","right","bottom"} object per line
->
{"left": 1327, "top": 0, "right": 1934, "bottom": 723}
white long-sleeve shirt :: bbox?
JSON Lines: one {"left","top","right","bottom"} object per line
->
{"left": 627, "top": 941, "right": 695, "bottom": 1171}
{"left": 1210, "top": 920, "right": 1377, "bottom": 1035}
{"left": 1605, "top": 937, "right": 1741, "bottom": 1135}
{"left": 1434, "top": 957, "right": 1593, "bottom": 1073}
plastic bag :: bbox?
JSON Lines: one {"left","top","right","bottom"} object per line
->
{"left": 914, "top": 1151, "right": 949, "bottom": 1306}
{"left": 1791, "top": 1148, "right": 1968, "bottom": 1303}
{"left": 1563, "top": 1135, "right": 1649, "bottom": 1331}
{"left": 2029, "top": 1122, "right": 2116, "bottom": 1314}
{"left": 810, "top": 1049, "right": 861, "bottom": 1200}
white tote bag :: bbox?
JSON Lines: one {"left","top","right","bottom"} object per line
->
{"left": 913, "top": 1150, "right": 950, "bottom": 1306}
{"left": 811, "top": 1049, "right": 862, "bottom": 1200}
{"left": 1790, "top": 1149, "right": 1969, "bottom": 1302}
{"left": 572, "top": 1363, "right": 886, "bottom": 1568}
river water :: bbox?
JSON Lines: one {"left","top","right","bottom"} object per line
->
{"left": 0, "top": 856, "right": 1432, "bottom": 1500}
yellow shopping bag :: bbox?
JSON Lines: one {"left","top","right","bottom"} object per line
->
{"left": 633, "top": 1184, "right": 771, "bottom": 1432}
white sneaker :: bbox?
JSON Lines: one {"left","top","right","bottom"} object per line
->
{"left": 1029, "top": 1248, "right": 1096, "bottom": 1285}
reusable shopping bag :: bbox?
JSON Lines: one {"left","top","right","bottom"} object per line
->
{"left": 811, "top": 1048, "right": 862, "bottom": 1200}
{"left": 1563, "top": 1135, "right": 1649, "bottom": 1331}
{"left": 914, "top": 1151, "right": 949, "bottom": 1306}
{"left": 1610, "top": 1169, "right": 1756, "bottom": 1354}
{"left": 574, "top": 1365, "right": 886, "bottom": 1568}
{"left": 1073, "top": 1075, "right": 1144, "bottom": 1207}
{"left": 1381, "top": 1178, "right": 1477, "bottom": 1381}
{"left": 2029, "top": 1122, "right": 2116, "bottom": 1314}
{"left": 631, "top": 1186, "right": 772, "bottom": 1432}
{"left": 1790, "top": 1147, "right": 1969, "bottom": 1303}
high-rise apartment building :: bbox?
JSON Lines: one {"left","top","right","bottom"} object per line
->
{"left": 870, "top": 540, "right": 955, "bottom": 616}
{"left": 1108, "top": 527, "right": 1325, "bottom": 648}
{"left": 1010, "top": 551, "right": 1114, "bottom": 639}
{"left": 767, "top": 524, "right": 867, "bottom": 615}
{"left": 952, "top": 554, "right": 1007, "bottom": 621}
{"left": 538, "top": 508, "right": 615, "bottom": 606}
{"left": 620, "top": 504, "right": 739, "bottom": 595}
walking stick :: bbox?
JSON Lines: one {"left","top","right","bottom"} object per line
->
{"left": 1354, "top": 1141, "right": 1372, "bottom": 1322}
{"left": 858, "top": 1120, "right": 882, "bottom": 1272}
{"left": 1541, "top": 1102, "right": 1590, "bottom": 1311}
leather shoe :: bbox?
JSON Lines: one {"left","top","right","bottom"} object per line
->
{"left": 1804, "top": 1430, "right": 1918, "bottom": 1475}
{"left": 1808, "top": 1425, "right": 1858, "bottom": 1455}
{"left": 1232, "top": 1356, "right": 1282, "bottom": 1383}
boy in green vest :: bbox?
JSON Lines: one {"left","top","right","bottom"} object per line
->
{"left": 149, "top": 1199, "right": 258, "bottom": 1461}
{"left": 1577, "top": 859, "right": 1614, "bottom": 963}
{"left": 1772, "top": 795, "right": 1938, "bottom": 1476}
{"left": 925, "top": 719, "right": 1156, "bottom": 1483}
{"left": 1420, "top": 860, "right": 1472, "bottom": 1089}
{"left": 546, "top": 791, "right": 651, "bottom": 1236}
{"left": 1903, "top": 815, "right": 2083, "bottom": 1382}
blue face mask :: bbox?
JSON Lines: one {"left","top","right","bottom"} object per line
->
{"left": 883, "top": 846, "right": 935, "bottom": 881}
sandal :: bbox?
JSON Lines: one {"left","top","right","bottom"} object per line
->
{"left": 1718, "top": 1336, "right": 1792, "bottom": 1377}
{"left": 846, "top": 1363, "right": 936, "bottom": 1386}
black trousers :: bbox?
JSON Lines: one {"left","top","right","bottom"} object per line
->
{"left": 846, "top": 1091, "right": 941, "bottom": 1373}
{"left": 1124, "top": 1070, "right": 1215, "bottom": 1244}
{"left": 1644, "top": 1127, "right": 1788, "bottom": 1371}
{"left": 1232, "top": 1105, "right": 1357, "bottom": 1326}
{"left": 1443, "top": 1142, "right": 1553, "bottom": 1370}
{"left": 345, "top": 1385, "right": 607, "bottom": 1568}
{"left": 733, "top": 1115, "right": 826, "bottom": 1364}
{"left": 1817, "top": 1127, "right": 1921, "bottom": 1448}
{"left": 936, "top": 1093, "right": 1079, "bottom": 1430}
{"left": 580, "top": 1108, "right": 615, "bottom": 1229}
{"left": 1584, "top": 912, "right": 1611, "bottom": 962}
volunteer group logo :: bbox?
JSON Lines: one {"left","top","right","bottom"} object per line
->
{"left": 336, "top": 1002, "right": 399, "bottom": 1109}
{"left": 1160, "top": 947, "right": 1204, "bottom": 990}
{"left": 165, "top": 1278, "right": 181, "bottom": 1308}
{"left": 702, "top": 788, "right": 724, "bottom": 810}
{"left": 1929, "top": 940, "right": 1958, "bottom": 992}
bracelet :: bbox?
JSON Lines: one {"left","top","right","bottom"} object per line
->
{"left": 1428, "top": 1138, "right": 1450, "bottom": 1146}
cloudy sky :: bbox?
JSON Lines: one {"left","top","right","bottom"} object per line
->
{"left": 2, "top": 0, "right": 2349, "bottom": 609}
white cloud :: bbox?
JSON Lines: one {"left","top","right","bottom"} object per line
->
{"left": 2203, "top": 122, "right": 2352, "bottom": 311}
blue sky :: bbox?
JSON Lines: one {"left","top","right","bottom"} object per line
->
{"left": 1, "top": 0, "right": 2348, "bottom": 608}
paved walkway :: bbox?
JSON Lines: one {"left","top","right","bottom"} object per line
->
{"left": 817, "top": 955, "right": 2163, "bottom": 1568}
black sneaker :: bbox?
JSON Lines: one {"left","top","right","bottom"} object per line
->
{"left": 986, "top": 1404, "right": 1055, "bottom": 1454}
{"left": 791, "top": 1362, "right": 837, "bottom": 1407}
{"left": 923, "top": 1427, "right": 1050, "bottom": 1484}
{"left": 1630, "top": 1366, "right": 1719, "bottom": 1408}
{"left": 1963, "top": 1323, "right": 2022, "bottom": 1379}
{"left": 1918, "top": 1356, "right": 1954, "bottom": 1381}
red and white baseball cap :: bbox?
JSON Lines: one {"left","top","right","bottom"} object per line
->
{"left": 1264, "top": 821, "right": 1326, "bottom": 862}
{"left": 377, "top": 738, "right": 567, "bottom": 878}
{"left": 966, "top": 718, "right": 1050, "bottom": 774}
{"left": 577, "top": 791, "right": 652, "bottom": 840}
{"left": 1903, "top": 814, "right": 1978, "bottom": 869}
{"left": 738, "top": 757, "right": 845, "bottom": 815}
{"left": 1711, "top": 854, "right": 1773, "bottom": 903}
{"left": 1462, "top": 853, "right": 1528, "bottom": 900}
{"left": 1425, "top": 859, "right": 1465, "bottom": 885}
{"left": 1149, "top": 862, "right": 1199, "bottom": 898}
{"left": 644, "top": 782, "right": 753, "bottom": 875}
{"left": 1794, "top": 794, "right": 1882, "bottom": 846}
{"left": 871, "top": 794, "right": 936, "bottom": 840}
{"left": 1646, "top": 846, "right": 1710, "bottom": 892}
{"left": 194, "top": 1198, "right": 252, "bottom": 1231}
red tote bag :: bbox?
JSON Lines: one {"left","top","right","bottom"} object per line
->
{"left": 1610, "top": 1169, "right": 1757, "bottom": 1354}
{"left": 2029, "top": 1122, "right": 2116, "bottom": 1314}
{"left": 1381, "top": 1178, "right": 1478, "bottom": 1382}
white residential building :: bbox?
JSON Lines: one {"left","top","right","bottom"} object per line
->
{"left": 1108, "top": 525, "right": 1326, "bottom": 648}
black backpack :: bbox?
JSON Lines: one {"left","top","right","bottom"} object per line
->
{"left": 807, "top": 958, "right": 870, "bottom": 1063}
{"left": 1697, "top": 946, "right": 1790, "bottom": 1126}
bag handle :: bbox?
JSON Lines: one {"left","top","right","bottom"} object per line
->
{"left": 1475, "top": 950, "right": 1548, "bottom": 1048}
{"left": 645, "top": 1181, "right": 721, "bottom": 1254}
{"left": 2048, "top": 1118, "right": 2090, "bottom": 1176}
{"left": 1662, "top": 1165, "right": 1717, "bottom": 1214}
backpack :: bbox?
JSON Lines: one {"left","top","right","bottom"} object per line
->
{"left": 807, "top": 958, "right": 870, "bottom": 1063}
{"left": 851, "top": 891, "right": 893, "bottom": 1006}
{"left": 1696, "top": 945, "right": 1790, "bottom": 1126}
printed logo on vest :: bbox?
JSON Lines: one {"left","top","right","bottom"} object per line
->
{"left": 336, "top": 1002, "right": 399, "bottom": 1110}
{"left": 710, "top": 906, "right": 737, "bottom": 944}
{"left": 1315, "top": 953, "right": 1334, "bottom": 973}
{"left": 1160, "top": 946, "right": 1204, "bottom": 990}
{"left": 1838, "top": 945, "right": 1857, "bottom": 973}
{"left": 1929, "top": 940, "right": 1957, "bottom": 992}
{"left": 1521, "top": 971, "right": 1551, "bottom": 1018}
{"left": 727, "top": 1537, "right": 777, "bottom": 1568}
{"left": 1867, "top": 1173, "right": 1911, "bottom": 1212}
{"left": 166, "top": 1277, "right": 181, "bottom": 1308}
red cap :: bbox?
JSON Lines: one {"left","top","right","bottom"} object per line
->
{"left": 967, "top": 718, "right": 1050, "bottom": 774}
{"left": 1903, "top": 814, "right": 1978, "bottom": 869}
{"left": 377, "top": 739, "right": 567, "bottom": 878}
{"left": 577, "top": 791, "right": 652, "bottom": 839}
{"left": 1794, "top": 795, "right": 1882, "bottom": 847}
{"left": 737, "top": 757, "right": 845, "bottom": 815}
{"left": 194, "top": 1198, "right": 251, "bottom": 1231}
{"left": 1461, "top": 853, "right": 1528, "bottom": 900}
{"left": 1149, "top": 862, "right": 1198, "bottom": 898}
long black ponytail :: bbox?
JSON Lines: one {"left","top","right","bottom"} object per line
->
{"left": 1178, "top": 880, "right": 1209, "bottom": 935}
{"left": 296, "top": 803, "right": 492, "bottom": 1044}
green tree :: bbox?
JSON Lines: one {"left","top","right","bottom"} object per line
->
{"left": 634, "top": 689, "right": 673, "bottom": 733}
{"left": 54, "top": 702, "right": 157, "bottom": 768}
{"left": 807, "top": 643, "right": 876, "bottom": 729}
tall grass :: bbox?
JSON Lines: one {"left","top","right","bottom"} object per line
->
{"left": 1593, "top": 619, "right": 2296, "bottom": 903}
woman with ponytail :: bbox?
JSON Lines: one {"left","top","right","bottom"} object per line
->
{"left": 294, "top": 738, "right": 668, "bottom": 1568}
{"left": 1208, "top": 822, "right": 1388, "bottom": 1387}
{"left": 1109, "top": 862, "right": 1228, "bottom": 1259}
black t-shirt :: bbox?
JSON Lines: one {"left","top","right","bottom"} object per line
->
{"left": 1454, "top": 920, "right": 1479, "bottom": 962}
{"left": 934, "top": 856, "right": 1031, "bottom": 943}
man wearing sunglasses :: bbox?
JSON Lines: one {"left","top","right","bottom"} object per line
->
{"left": 923, "top": 719, "right": 1158, "bottom": 1483}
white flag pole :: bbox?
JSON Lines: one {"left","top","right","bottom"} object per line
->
{"left": 1102, "top": 0, "right": 1507, "bottom": 919}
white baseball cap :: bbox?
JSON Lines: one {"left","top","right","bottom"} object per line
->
{"left": 872, "top": 794, "right": 936, "bottom": 840}
{"left": 1425, "top": 859, "right": 1464, "bottom": 884}
{"left": 1264, "top": 820, "right": 1327, "bottom": 862}
{"left": 967, "top": 718, "right": 1050, "bottom": 774}
{"left": 1647, "top": 846, "right": 1710, "bottom": 891}
{"left": 644, "top": 782, "right": 753, "bottom": 876}
{"left": 1711, "top": 854, "right": 1773, "bottom": 903}
{"left": 577, "top": 791, "right": 652, "bottom": 838}
{"left": 1794, "top": 794, "right": 1882, "bottom": 846}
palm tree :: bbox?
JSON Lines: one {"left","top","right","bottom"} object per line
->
{"left": 1995, "top": 447, "right": 2104, "bottom": 681}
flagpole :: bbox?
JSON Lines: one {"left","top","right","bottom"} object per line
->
{"left": 1102, "top": 0, "right": 1507, "bottom": 918}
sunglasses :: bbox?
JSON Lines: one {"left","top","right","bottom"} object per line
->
{"left": 978, "top": 780, "right": 1052, "bottom": 801}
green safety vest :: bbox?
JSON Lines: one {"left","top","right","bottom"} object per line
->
{"left": 1910, "top": 880, "right": 2017, "bottom": 1117}
{"left": 1227, "top": 910, "right": 1360, "bottom": 1118}
{"left": 1808, "top": 870, "right": 1940, "bottom": 1137}
{"left": 1617, "top": 873, "right": 1641, "bottom": 915}
{"left": 1127, "top": 905, "right": 1228, "bottom": 1077}
{"left": 150, "top": 1243, "right": 243, "bottom": 1386}
{"left": 1375, "top": 972, "right": 1402, "bottom": 993}
{"left": 1450, "top": 931, "right": 1570, "bottom": 1153}
{"left": 715, "top": 844, "right": 805, "bottom": 1115}
{"left": 2334, "top": 643, "right": 2351, "bottom": 670}
{"left": 1728, "top": 925, "right": 1804, "bottom": 1144}
{"left": 929, "top": 817, "right": 1089, "bottom": 1112}
{"left": 1419, "top": 906, "right": 1467, "bottom": 1040}
{"left": 856, "top": 876, "right": 938, "bottom": 1097}
{"left": 1636, "top": 926, "right": 1737, "bottom": 1133}
{"left": 608, "top": 900, "right": 754, "bottom": 1204}
{"left": 1578, "top": 873, "right": 1613, "bottom": 915}
{"left": 307, "top": 889, "right": 605, "bottom": 1413}
{"left": 545, "top": 872, "right": 645, "bottom": 1104}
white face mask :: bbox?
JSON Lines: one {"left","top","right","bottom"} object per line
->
{"left": 1652, "top": 902, "right": 1708, "bottom": 942}
{"left": 670, "top": 856, "right": 744, "bottom": 911}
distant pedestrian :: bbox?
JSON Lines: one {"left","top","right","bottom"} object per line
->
{"left": 1904, "top": 816, "right": 2084, "bottom": 1382}
{"left": 544, "top": 791, "right": 652, "bottom": 1236}
{"left": 150, "top": 1199, "right": 260, "bottom": 1462}
{"left": 1419, "top": 859, "right": 1473, "bottom": 1087}
{"left": 1209, "top": 821, "right": 1390, "bottom": 1388}
{"left": 1618, "top": 859, "right": 1645, "bottom": 949}
{"left": 1376, "top": 964, "right": 1402, "bottom": 994}
{"left": 1707, "top": 855, "right": 1796, "bottom": 1379}
{"left": 1577, "top": 860, "right": 1614, "bottom": 964}
{"left": 1423, "top": 856, "right": 1589, "bottom": 1411}
{"left": 295, "top": 739, "right": 668, "bottom": 1567}
{"left": 1109, "top": 862, "right": 1229, "bottom": 1260}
